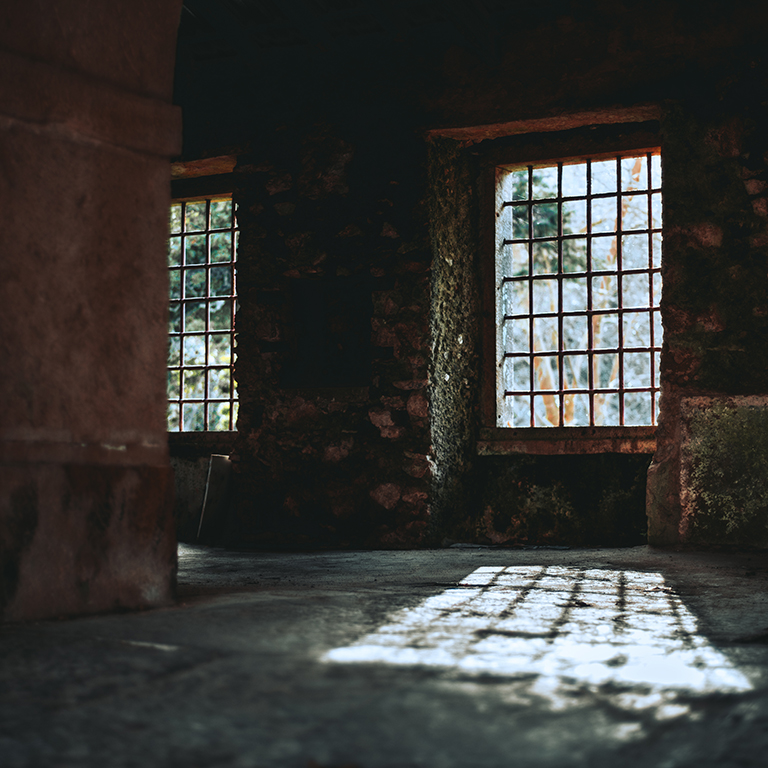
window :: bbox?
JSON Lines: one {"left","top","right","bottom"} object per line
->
{"left": 495, "top": 152, "right": 662, "bottom": 429}
{"left": 167, "top": 197, "right": 238, "bottom": 431}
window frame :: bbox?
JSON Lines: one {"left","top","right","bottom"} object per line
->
{"left": 167, "top": 192, "right": 238, "bottom": 433}
{"left": 478, "top": 125, "right": 661, "bottom": 455}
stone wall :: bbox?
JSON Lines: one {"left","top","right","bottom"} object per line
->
{"left": 173, "top": 1, "right": 768, "bottom": 549}
{"left": 426, "top": 128, "right": 653, "bottom": 547}
{"left": 427, "top": 138, "right": 482, "bottom": 541}
{"left": 228, "top": 124, "right": 432, "bottom": 548}
{"left": 647, "top": 74, "right": 768, "bottom": 545}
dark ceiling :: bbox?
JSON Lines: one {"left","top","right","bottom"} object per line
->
{"left": 173, "top": 0, "right": 531, "bottom": 156}
{"left": 173, "top": 1, "right": 768, "bottom": 159}
{"left": 177, "top": 0, "right": 510, "bottom": 61}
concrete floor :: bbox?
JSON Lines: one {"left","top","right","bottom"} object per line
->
{"left": 2, "top": 545, "right": 768, "bottom": 767}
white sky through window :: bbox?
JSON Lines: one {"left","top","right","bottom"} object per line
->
{"left": 496, "top": 153, "right": 662, "bottom": 428}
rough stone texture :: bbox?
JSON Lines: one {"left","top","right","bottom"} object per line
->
{"left": 647, "top": 71, "right": 768, "bottom": 544}
{"left": 230, "top": 124, "right": 432, "bottom": 548}
{"left": 0, "top": 0, "right": 183, "bottom": 621}
{"left": 170, "top": 1, "right": 768, "bottom": 548}
{"left": 427, "top": 138, "right": 482, "bottom": 540}
{"left": 679, "top": 397, "right": 768, "bottom": 546}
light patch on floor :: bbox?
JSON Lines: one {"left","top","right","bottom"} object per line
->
{"left": 325, "top": 566, "right": 751, "bottom": 722}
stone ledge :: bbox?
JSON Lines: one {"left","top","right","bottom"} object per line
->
{"left": 478, "top": 426, "right": 656, "bottom": 455}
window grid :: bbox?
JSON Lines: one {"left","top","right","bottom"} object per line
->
{"left": 167, "top": 198, "right": 238, "bottom": 431}
{"left": 496, "top": 152, "right": 662, "bottom": 428}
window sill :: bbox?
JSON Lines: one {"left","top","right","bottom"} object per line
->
{"left": 477, "top": 426, "right": 656, "bottom": 455}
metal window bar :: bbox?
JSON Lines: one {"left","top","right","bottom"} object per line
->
{"left": 496, "top": 152, "right": 662, "bottom": 428}
{"left": 167, "top": 198, "right": 238, "bottom": 431}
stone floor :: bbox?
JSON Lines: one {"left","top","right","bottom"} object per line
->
{"left": 2, "top": 544, "right": 768, "bottom": 767}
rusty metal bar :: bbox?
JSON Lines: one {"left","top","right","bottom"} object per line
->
{"left": 496, "top": 152, "right": 662, "bottom": 429}
{"left": 168, "top": 198, "right": 238, "bottom": 432}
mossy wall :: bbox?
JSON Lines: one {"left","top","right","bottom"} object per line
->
{"left": 172, "top": 2, "right": 768, "bottom": 548}
{"left": 679, "top": 398, "right": 768, "bottom": 546}
{"left": 427, "top": 138, "right": 481, "bottom": 540}
{"left": 476, "top": 455, "right": 650, "bottom": 547}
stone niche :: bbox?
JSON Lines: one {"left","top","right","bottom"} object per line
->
{"left": 679, "top": 396, "right": 768, "bottom": 546}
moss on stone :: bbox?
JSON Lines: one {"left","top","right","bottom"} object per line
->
{"left": 687, "top": 402, "right": 768, "bottom": 545}
{"left": 427, "top": 137, "right": 482, "bottom": 542}
{"left": 475, "top": 455, "right": 650, "bottom": 547}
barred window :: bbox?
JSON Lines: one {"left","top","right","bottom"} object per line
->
{"left": 167, "top": 198, "right": 238, "bottom": 431}
{"left": 496, "top": 152, "right": 662, "bottom": 428}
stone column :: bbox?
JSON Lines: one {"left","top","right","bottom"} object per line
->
{"left": 0, "top": 1, "right": 183, "bottom": 620}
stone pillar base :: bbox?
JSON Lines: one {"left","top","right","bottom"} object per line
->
{"left": 1, "top": 460, "right": 175, "bottom": 622}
